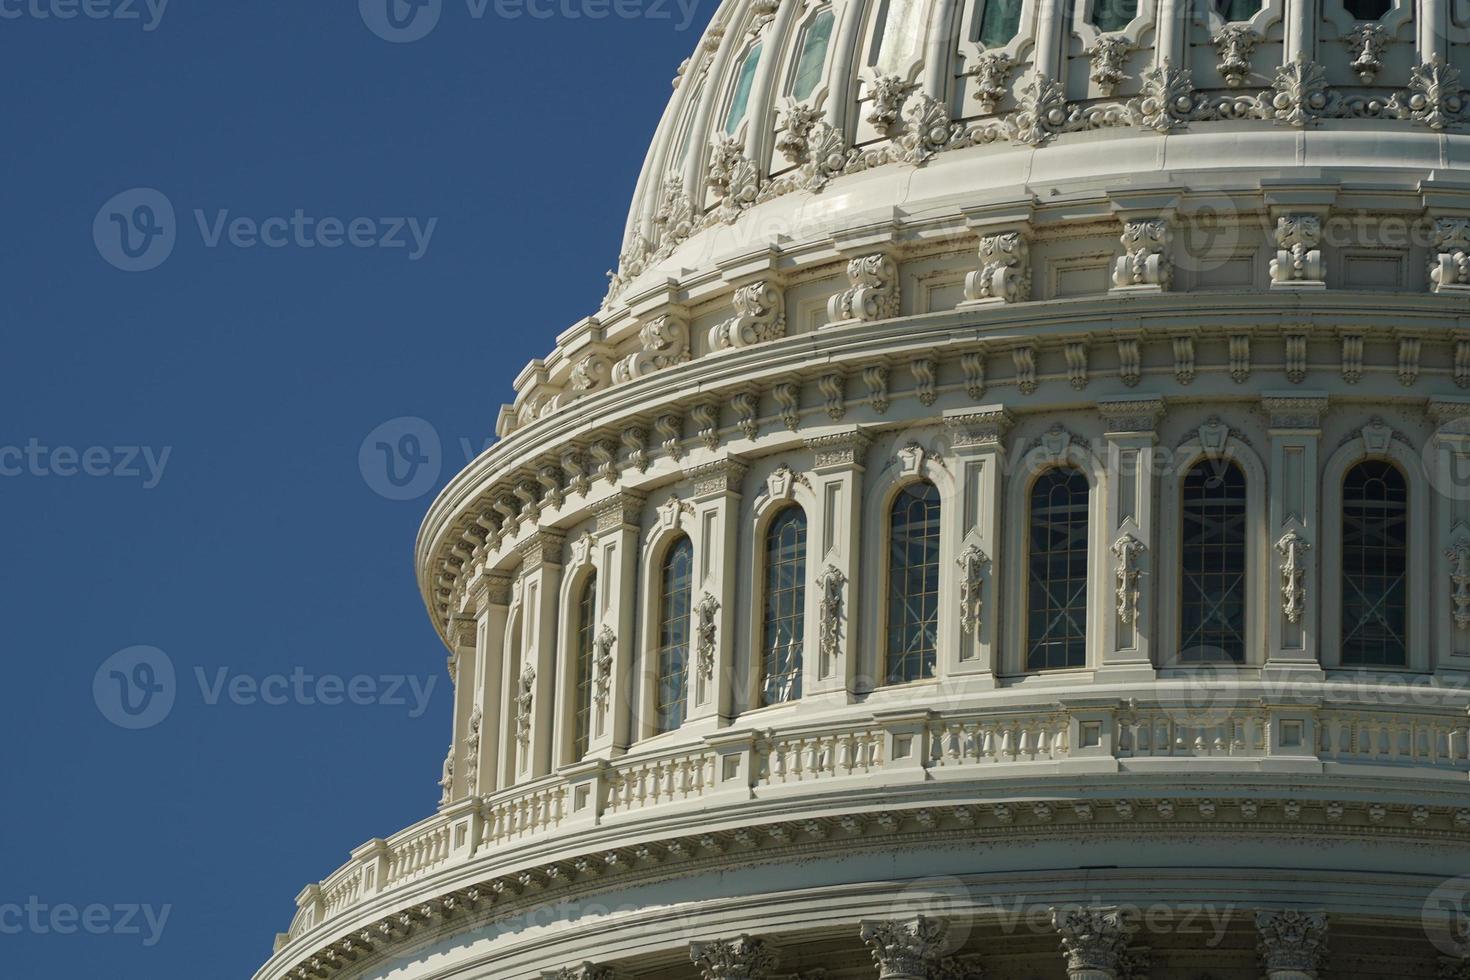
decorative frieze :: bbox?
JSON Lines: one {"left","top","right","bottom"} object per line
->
{"left": 805, "top": 429, "right": 872, "bottom": 470}
{"left": 594, "top": 491, "right": 645, "bottom": 533}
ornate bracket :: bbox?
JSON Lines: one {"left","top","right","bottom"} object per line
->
{"left": 1112, "top": 533, "right": 1146, "bottom": 625}
{"left": 1112, "top": 218, "right": 1172, "bottom": 290}
{"left": 1269, "top": 215, "right": 1324, "bottom": 286}
{"left": 1275, "top": 530, "right": 1312, "bottom": 624}
{"left": 963, "top": 231, "right": 1031, "bottom": 305}
{"left": 711, "top": 281, "right": 786, "bottom": 350}
{"left": 957, "top": 544, "right": 990, "bottom": 635}
{"left": 696, "top": 592, "right": 721, "bottom": 681}
{"left": 828, "top": 253, "right": 899, "bottom": 324}
{"left": 1431, "top": 218, "right": 1470, "bottom": 293}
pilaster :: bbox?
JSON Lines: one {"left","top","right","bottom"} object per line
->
{"left": 519, "top": 530, "right": 566, "bottom": 779}
{"left": 804, "top": 428, "right": 872, "bottom": 695}
{"left": 469, "top": 574, "right": 511, "bottom": 796}
{"left": 592, "top": 492, "right": 645, "bottom": 753}
{"left": 1096, "top": 396, "right": 1165, "bottom": 682}
{"left": 684, "top": 457, "right": 747, "bottom": 725}
{"left": 941, "top": 407, "right": 1012, "bottom": 685}
{"left": 1261, "top": 393, "right": 1328, "bottom": 680}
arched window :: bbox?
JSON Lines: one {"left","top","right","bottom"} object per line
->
{"left": 1214, "top": 0, "right": 1262, "bottom": 20}
{"left": 671, "top": 79, "right": 705, "bottom": 169}
{"left": 1180, "top": 461, "right": 1247, "bottom": 663}
{"left": 724, "top": 45, "right": 762, "bottom": 134}
{"left": 1091, "top": 0, "right": 1137, "bottom": 31}
{"left": 761, "top": 508, "right": 808, "bottom": 705}
{"left": 886, "top": 481, "right": 942, "bottom": 684}
{"left": 655, "top": 537, "right": 695, "bottom": 732}
{"left": 872, "top": 0, "right": 925, "bottom": 73}
{"left": 976, "top": 0, "right": 1023, "bottom": 48}
{"left": 571, "top": 573, "right": 597, "bottom": 760}
{"left": 789, "top": 9, "right": 834, "bottom": 100}
{"left": 1342, "top": 461, "right": 1408, "bottom": 666}
{"left": 1027, "top": 468, "right": 1089, "bottom": 670}
{"left": 1344, "top": 0, "right": 1391, "bottom": 19}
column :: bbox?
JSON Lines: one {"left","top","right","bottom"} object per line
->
{"left": 1255, "top": 910, "right": 1328, "bottom": 980}
{"left": 1097, "top": 396, "right": 1165, "bottom": 683}
{"left": 684, "top": 457, "right": 747, "bottom": 727}
{"left": 1261, "top": 394, "right": 1328, "bottom": 680}
{"left": 468, "top": 574, "right": 510, "bottom": 796}
{"left": 540, "top": 965, "right": 618, "bottom": 980}
{"left": 518, "top": 530, "right": 566, "bottom": 779}
{"left": 690, "top": 935, "right": 779, "bottom": 980}
{"left": 591, "top": 491, "right": 645, "bottom": 753}
{"left": 443, "top": 613, "right": 477, "bottom": 806}
{"left": 804, "top": 428, "right": 871, "bottom": 696}
{"left": 941, "top": 407, "right": 1012, "bottom": 687}
{"left": 858, "top": 916, "right": 949, "bottom": 980}
{"left": 1052, "top": 907, "right": 1131, "bottom": 980}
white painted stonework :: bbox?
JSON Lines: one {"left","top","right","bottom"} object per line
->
{"left": 257, "top": 0, "right": 1470, "bottom": 975}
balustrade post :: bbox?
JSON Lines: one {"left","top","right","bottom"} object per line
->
{"left": 519, "top": 531, "right": 566, "bottom": 779}
{"left": 1255, "top": 910, "right": 1328, "bottom": 979}
{"left": 1096, "top": 397, "right": 1164, "bottom": 682}
{"left": 683, "top": 457, "right": 746, "bottom": 727}
{"left": 349, "top": 839, "right": 389, "bottom": 897}
{"left": 941, "top": 407, "right": 1012, "bottom": 688}
{"left": 804, "top": 427, "right": 871, "bottom": 697}
{"left": 1261, "top": 395, "right": 1327, "bottom": 681}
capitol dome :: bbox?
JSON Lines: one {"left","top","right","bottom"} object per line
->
{"left": 259, "top": 0, "right": 1470, "bottom": 976}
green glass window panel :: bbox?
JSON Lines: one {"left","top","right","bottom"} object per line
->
{"left": 791, "top": 10, "right": 834, "bottom": 100}
{"left": 1091, "top": 0, "right": 1137, "bottom": 32}
{"left": 1214, "top": 0, "right": 1262, "bottom": 20}
{"left": 978, "top": 0, "right": 1023, "bottom": 48}
{"left": 724, "top": 45, "right": 762, "bottom": 134}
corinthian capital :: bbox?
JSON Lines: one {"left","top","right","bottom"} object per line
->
{"left": 1052, "top": 907, "right": 1131, "bottom": 979}
{"left": 859, "top": 915, "right": 950, "bottom": 979}
{"left": 1256, "top": 910, "right": 1327, "bottom": 979}
{"left": 689, "top": 935, "right": 779, "bottom": 980}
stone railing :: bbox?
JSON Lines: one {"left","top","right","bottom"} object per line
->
{"left": 277, "top": 695, "right": 1470, "bottom": 949}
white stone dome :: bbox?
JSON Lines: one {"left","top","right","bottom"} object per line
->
{"left": 257, "top": 1, "right": 1470, "bottom": 978}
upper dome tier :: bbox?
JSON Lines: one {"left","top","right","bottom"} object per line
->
{"left": 605, "top": 0, "right": 1467, "bottom": 304}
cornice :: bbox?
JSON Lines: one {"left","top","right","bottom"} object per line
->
{"left": 258, "top": 787, "right": 1470, "bottom": 980}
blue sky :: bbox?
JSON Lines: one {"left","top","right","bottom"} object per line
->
{"left": 0, "top": 2, "right": 711, "bottom": 975}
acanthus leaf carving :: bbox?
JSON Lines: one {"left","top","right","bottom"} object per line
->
{"left": 1112, "top": 218, "right": 1172, "bottom": 290}
{"left": 707, "top": 135, "right": 761, "bottom": 223}
{"left": 1397, "top": 58, "right": 1467, "bottom": 131}
{"left": 1255, "top": 910, "right": 1328, "bottom": 977}
{"left": 711, "top": 281, "right": 786, "bottom": 350}
{"left": 1269, "top": 215, "right": 1324, "bottom": 285}
{"left": 1088, "top": 35, "right": 1131, "bottom": 95}
{"left": 865, "top": 74, "right": 911, "bottom": 132}
{"left": 817, "top": 565, "right": 846, "bottom": 675}
{"left": 615, "top": 314, "right": 691, "bottom": 383}
{"left": 1431, "top": 217, "right": 1470, "bottom": 293}
{"left": 1343, "top": 22, "right": 1392, "bottom": 84}
{"left": 901, "top": 93, "right": 965, "bottom": 163}
{"left": 968, "top": 51, "right": 1016, "bottom": 113}
{"left": 828, "top": 253, "right": 899, "bottom": 324}
{"left": 964, "top": 230, "right": 1031, "bottom": 305}
{"left": 1448, "top": 536, "right": 1470, "bottom": 631}
{"left": 690, "top": 934, "right": 779, "bottom": 980}
{"left": 1053, "top": 907, "right": 1132, "bottom": 977}
{"left": 696, "top": 592, "right": 721, "bottom": 681}
{"left": 1259, "top": 60, "right": 1337, "bottom": 128}
{"left": 1111, "top": 533, "right": 1146, "bottom": 625}
{"left": 859, "top": 915, "right": 950, "bottom": 979}
{"left": 1212, "top": 25, "right": 1257, "bottom": 88}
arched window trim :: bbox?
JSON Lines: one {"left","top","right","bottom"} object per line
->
{"left": 1320, "top": 438, "right": 1430, "bottom": 673}
{"left": 859, "top": 449, "right": 960, "bottom": 695}
{"left": 1157, "top": 438, "right": 1269, "bottom": 671}
{"left": 1320, "top": 0, "right": 1412, "bottom": 35}
{"left": 1003, "top": 441, "right": 1106, "bottom": 676}
{"left": 719, "top": 41, "right": 765, "bottom": 138}
{"left": 500, "top": 599, "right": 524, "bottom": 788}
{"left": 1069, "top": 0, "right": 1154, "bottom": 51}
{"left": 554, "top": 540, "right": 602, "bottom": 768}
{"left": 743, "top": 475, "right": 821, "bottom": 716}
{"left": 1191, "top": 0, "right": 1284, "bottom": 45}
{"left": 570, "top": 572, "right": 598, "bottom": 762}
{"left": 635, "top": 504, "right": 701, "bottom": 743}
